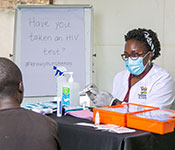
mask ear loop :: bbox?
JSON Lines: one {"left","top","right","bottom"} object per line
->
{"left": 143, "top": 51, "right": 151, "bottom": 67}
{"left": 143, "top": 51, "right": 150, "bottom": 59}
{"left": 146, "top": 51, "right": 153, "bottom": 66}
{"left": 148, "top": 59, "right": 151, "bottom": 65}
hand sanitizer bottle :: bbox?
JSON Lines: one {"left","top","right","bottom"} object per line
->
{"left": 62, "top": 72, "right": 80, "bottom": 106}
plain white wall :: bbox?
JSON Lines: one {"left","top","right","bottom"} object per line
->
{"left": 0, "top": 0, "right": 175, "bottom": 94}
{"left": 0, "top": 9, "right": 14, "bottom": 58}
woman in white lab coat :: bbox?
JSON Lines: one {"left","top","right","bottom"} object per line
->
{"left": 111, "top": 28, "right": 174, "bottom": 109}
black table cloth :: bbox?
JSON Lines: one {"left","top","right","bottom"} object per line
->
{"left": 49, "top": 113, "right": 175, "bottom": 150}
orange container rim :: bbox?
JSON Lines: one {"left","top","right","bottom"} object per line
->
{"left": 127, "top": 114, "right": 175, "bottom": 124}
{"left": 93, "top": 103, "right": 159, "bottom": 115}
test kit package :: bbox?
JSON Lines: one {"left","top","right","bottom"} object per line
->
{"left": 22, "top": 103, "right": 54, "bottom": 114}
{"left": 93, "top": 103, "right": 158, "bottom": 127}
{"left": 127, "top": 109, "right": 175, "bottom": 134}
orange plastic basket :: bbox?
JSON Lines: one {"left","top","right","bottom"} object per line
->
{"left": 127, "top": 109, "right": 175, "bottom": 134}
{"left": 93, "top": 103, "right": 158, "bottom": 127}
{"left": 161, "top": 109, "right": 175, "bottom": 127}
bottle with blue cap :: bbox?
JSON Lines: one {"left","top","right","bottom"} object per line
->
{"left": 53, "top": 66, "right": 67, "bottom": 117}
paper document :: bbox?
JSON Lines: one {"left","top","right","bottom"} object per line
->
{"left": 75, "top": 122, "right": 96, "bottom": 127}
{"left": 95, "top": 124, "right": 135, "bottom": 134}
{"left": 109, "top": 127, "right": 136, "bottom": 134}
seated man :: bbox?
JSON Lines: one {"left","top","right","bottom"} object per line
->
{"left": 0, "top": 57, "right": 60, "bottom": 150}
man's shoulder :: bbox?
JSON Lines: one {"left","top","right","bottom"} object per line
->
{"left": 19, "top": 108, "right": 57, "bottom": 125}
{"left": 0, "top": 108, "right": 58, "bottom": 132}
{"left": 0, "top": 108, "right": 60, "bottom": 150}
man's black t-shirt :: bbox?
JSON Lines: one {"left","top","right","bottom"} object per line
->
{"left": 0, "top": 108, "right": 60, "bottom": 150}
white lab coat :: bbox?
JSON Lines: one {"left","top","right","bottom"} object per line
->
{"left": 112, "top": 64, "right": 174, "bottom": 109}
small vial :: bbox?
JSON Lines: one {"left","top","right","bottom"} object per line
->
{"left": 95, "top": 111, "right": 100, "bottom": 125}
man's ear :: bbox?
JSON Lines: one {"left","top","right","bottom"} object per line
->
{"left": 18, "top": 82, "right": 24, "bottom": 104}
{"left": 18, "top": 82, "right": 23, "bottom": 93}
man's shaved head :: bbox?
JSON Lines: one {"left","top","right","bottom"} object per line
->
{"left": 0, "top": 57, "right": 22, "bottom": 97}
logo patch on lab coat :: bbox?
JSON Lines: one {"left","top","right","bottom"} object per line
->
{"left": 138, "top": 86, "right": 147, "bottom": 99}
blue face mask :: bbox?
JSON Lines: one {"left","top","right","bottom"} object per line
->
{"left": 125, "top": 52, "right": 149, "bottom": 76}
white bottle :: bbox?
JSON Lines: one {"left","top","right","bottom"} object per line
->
{"left": 55, "top": 67, "right": 66, "bottom": 117}
{"left": 95, "top": 111, "right": 100, "bottom": 125}
{"left": 62, "top": 72, "right": 80, "bottom": 106}
{"left": 56, "top": 75, "right": 65, "bottom": 117}
{"left": 55, "top": 66, "right": 67, "bottom": 99}
{"left": 56, "top": 74, "right": 66, "bottom": 98}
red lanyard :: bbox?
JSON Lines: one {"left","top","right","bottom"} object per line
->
{"left": 123, "top": 67, "right": 151, "bottom": 103}
{"left": 123, "top": 74, "right": 134, "bottom": 102}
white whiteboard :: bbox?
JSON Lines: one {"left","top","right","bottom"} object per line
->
{"left": 14, "top": 5, "right": 93, "bottom": 98}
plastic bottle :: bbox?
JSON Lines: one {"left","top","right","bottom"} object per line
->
{"left": 53, "top": 66, "right": 67, "bottom": 117}
{"left": 54, "top": 66, "right": 67, "bottom": 98}
{"left": 62, "top": 72, "right": 80, "bottom": 106}
{"left": 57, "top": 74, "right": 65, "bottom": 117}
{"left": 56, "top": 74, "right": 66, "bottom": 98}
{"left": 95, "top": 111, "right": 100, "bottom": 125}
